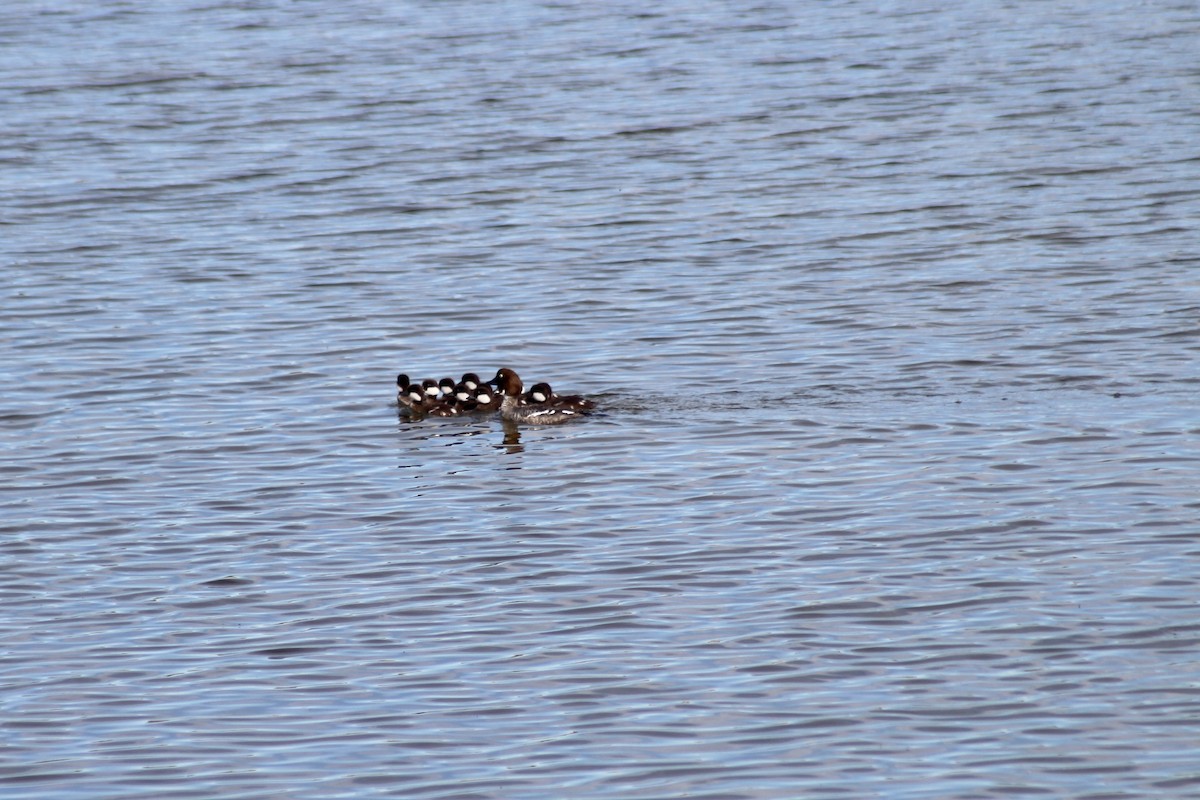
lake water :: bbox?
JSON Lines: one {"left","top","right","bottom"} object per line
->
{"left": 3, "top": 1, "right": 1200, "bottom": 798}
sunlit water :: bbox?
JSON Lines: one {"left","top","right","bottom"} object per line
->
{"left": 3, "top": 2, "right": 1200, "bottom": 798}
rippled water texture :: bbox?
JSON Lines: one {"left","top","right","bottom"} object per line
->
{"left": 3, "top": 1, "right": 1200, "bottom": 798}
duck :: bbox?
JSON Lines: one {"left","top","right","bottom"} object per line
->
{"left": 524, "top": 381, "right": 595, "bottom": 411}
{"left": 460, "top": 372, "right": 483, "bottom": 392}
{"left": 397, "top": 374, "right": 415, "bottom": 407}
{"left": 452, "top": 382, "right": 476, "bottom": 408}
{"left": 489, "top": 368, "right": 594, "bottom": 424}
{"left": 471, "top": 384, "right": 501, "bottom": 413}
{"left": 419, "top": 378, "right": 441, "bottom": 398}
{"left": 524, "top": 382, "right": 551, "bottom": 404}
{"left": 404, "top": 384, "right": 460, "bottom": 417}
{"left": 438, "top": 377, "right": 457, "bottom": 399}
{"left": 449, "top": 382, "right": 502, "bottom": 414}
{"left": 397, "top": 375, "right": 444, "bottom": 410}
{"left": 398, "top": 384, "right": 427, "bottom": 415}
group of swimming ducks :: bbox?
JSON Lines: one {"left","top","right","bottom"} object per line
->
{"left": 396, "top": 367, "right": 596, "bottom": 424}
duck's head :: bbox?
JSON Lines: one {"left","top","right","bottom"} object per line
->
{"left": 489, "top": 368, "right": 523, "bottom": 396}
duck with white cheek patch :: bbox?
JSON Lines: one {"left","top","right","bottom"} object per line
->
{"left": 403, "top": 384, "right": 460, "bottom": 417}
{"left": 489, "top": 368, "right": 595, "bottom": 424}
{"left": 397, "top": 374, "right": 416, "bottom": 408}
{"left": 523, "top": 381, "right": 595, "bottom": 412}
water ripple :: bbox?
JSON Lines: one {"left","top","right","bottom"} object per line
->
{"left": 4, "top": 1, "right": 1200, "bottom": 798}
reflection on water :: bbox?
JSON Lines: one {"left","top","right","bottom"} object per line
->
{"left": 499, "top": 419, "right": 525, "bottom": 454}
{"left": 396, "top": 407, "right": 531, "bottom": 454}
{"left": 4, "top": 0, "right": 1200, "bottom": 798}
